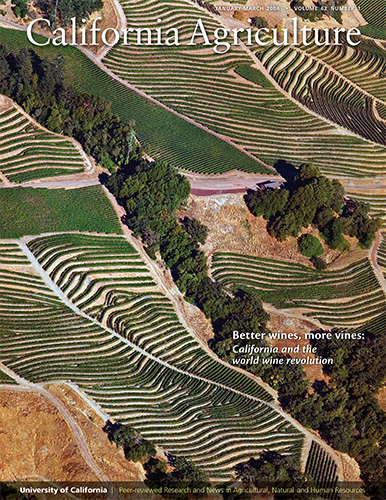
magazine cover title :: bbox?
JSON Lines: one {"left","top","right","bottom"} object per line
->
{"left": 27, "top": 16, "right": 361, "bottom": 53}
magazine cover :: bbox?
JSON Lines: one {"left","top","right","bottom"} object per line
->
{"left": 0, "top": 1, "right": 385, "bottom": 499}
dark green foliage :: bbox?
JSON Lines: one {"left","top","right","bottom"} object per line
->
{"left": 107, "top": 422, "right": 156, "bottom": 462}
{"left": 11, "top": 0, "right": 29, "bottom": 18}
{"left": 107, "top": 158, "right": 191, "bottom": 254}
{"left": 0, "top": 483, "right": 36, "bottom": 500}
{"left": 250, "top": 17, "right": 268, "bottom": 28}
{"left": 0, "top": 45, "right": 135, "bottom": 171}
{"left": 244, "top": 188, "right": 288, "bottom": 220}
{"left": 341, "top": 200, "right": 381, "bottom": 248}
{"left": 169, "top": 456, "right": 209, "bottom": 493}
{"left": 320, "top": 218, "right": 349, "bottom": 251}
{"left": 245, "top": 163, "right": 378, "bottom": 253}
{"left": 145, "top": 456, "right": 209, "bottom": 499}
{"left": 292, "top": 328, "right": 386, "bottom": 495}
{"left": 235, "top": 452, "right": 315, "bottom": 499}
{"left": 38, "top": 0, "right": 103, "bottom": 26}
{"left": 297, "top": 234, "right": 324, "bottom": 257}
{"left": 182, "top": 217, "right": 208, "bottom": 245}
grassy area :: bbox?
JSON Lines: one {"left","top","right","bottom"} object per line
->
{"left": 0, "top": 27, "right": 268, "bottom": 175}
{"left": 0, "top": 185, "right": 122, "bottom": 238}
{"left": 235, "top": 65, "right": 274, "bottom": 88}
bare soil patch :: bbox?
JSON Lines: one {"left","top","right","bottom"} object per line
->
{"left": 0, "top": 387, "right": 100, "bottom": 481}
{"left": 181, "top": 193, "right": 342, "bottom": 266}
{"left": 154, "top": 260, "right": 214, "bottom": 343}
{"left": 377, "top": 386, "right": 386, "bottom": 412}
{"left": 0, "top": 384, "right": 145, "bottom": 482}
{"left": 45, "top": 383, "right": 145, "bottom": 482}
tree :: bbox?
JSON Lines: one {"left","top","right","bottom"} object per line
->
{"left": 235, "top": 452, "right": 315, "bottom": 499}
{"left": 38, "top": 0, "right": 103, "bottom": 26}
{"left": 11, "top": 0, "right": 29, "bottom": 18}
{"left": 250, "top": 16, "right": 268, "bottom": 28}
{"left": 297, "top": 234, "right": 324, "bottom": 257}
{"left": 145, "top": 455, "right": 209, "bottom": 500}
{"left": 310, "top": 256, "right": 326, "bottom": 270}
{"left": 182, "top": 217, "right": 208, "bottom": 244}
{"left": 107, "top": 423, "right": 156, "bottom": 462}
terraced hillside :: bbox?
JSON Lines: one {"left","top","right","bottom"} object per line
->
{"left": 0, "top": 103, "right": 87, "bottom": 182}
{"left": 256, "top": 42, "right": 386, "bottom": 147}
{"left": 354, "top": 0, "right": 386, "bottom": 39}
{"left": 0, "top": 237, "right": 305, "bottom": 479}
{"left": 27, "top": 234, "right": 274, "bottom": 398}
{"left": 100, "top": 0, "right": 386, "bottom": 178}
{"left": 0, "top": 241, "right": 29, "bottom": 265}
{"left": 212, "top": 253, "right": 386, "bottom": 328}
{"left": 299, "top": 39, "right": 386, "bottom": 102}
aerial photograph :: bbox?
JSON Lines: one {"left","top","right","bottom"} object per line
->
{"left": 0, "top": 0, "right": 385, "bottom": 499}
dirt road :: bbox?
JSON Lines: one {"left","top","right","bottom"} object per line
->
{"left": 370, "top": 232, "right": 386, "bottom": 295}
{"left": 0, "top": 363, "right": 111, "bottom": 486}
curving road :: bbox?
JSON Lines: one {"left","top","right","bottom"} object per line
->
{"left": 0, "top": 363, "right": 113, "bottom": 488}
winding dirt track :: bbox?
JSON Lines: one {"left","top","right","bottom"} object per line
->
{"left": 370, "top": 231, "right": 386, "bottom": 295}
{"left": 0, "top": 363, "right": 113, "bottom": 488}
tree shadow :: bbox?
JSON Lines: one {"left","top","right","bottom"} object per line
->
{"left": 273, "top": 159, "right": 298, "bottom": 186}
{"left": 102, "top": 420, "right": 121, "bottom": 442}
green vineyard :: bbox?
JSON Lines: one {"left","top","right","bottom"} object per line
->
{"left": 211, "top": 253, "right": 386, "bottom": 328}
{"left": 0, "top": 105, "right": 86, "bottom": 182}
{"left": 0, "top": 186, "right": 123, "bottom": 238}
{"left": 256, "top": 41, "right": 386, "bottom": 148}
{"left": 355, "top": 0, "right": 386, "bottom": 39}
{"left": 1, "top": 16, "right": 386, "bottom": 178}
{"left": 305, "top": 442, "right": 339, "bottom": 499}
{"left": 0, "top": 236, "right": 306, "bottom": 479}
{"left": 377, "top": 235, "right": 386, "bottom": 277}
{"left": 301, "top": 38, "right": 386, "bottom": 102}
{"left": 0, "top": 27, "right": 266, "bottom": 176}
{"left": 27, "top": 233, "right": 271, "bottom": 399}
